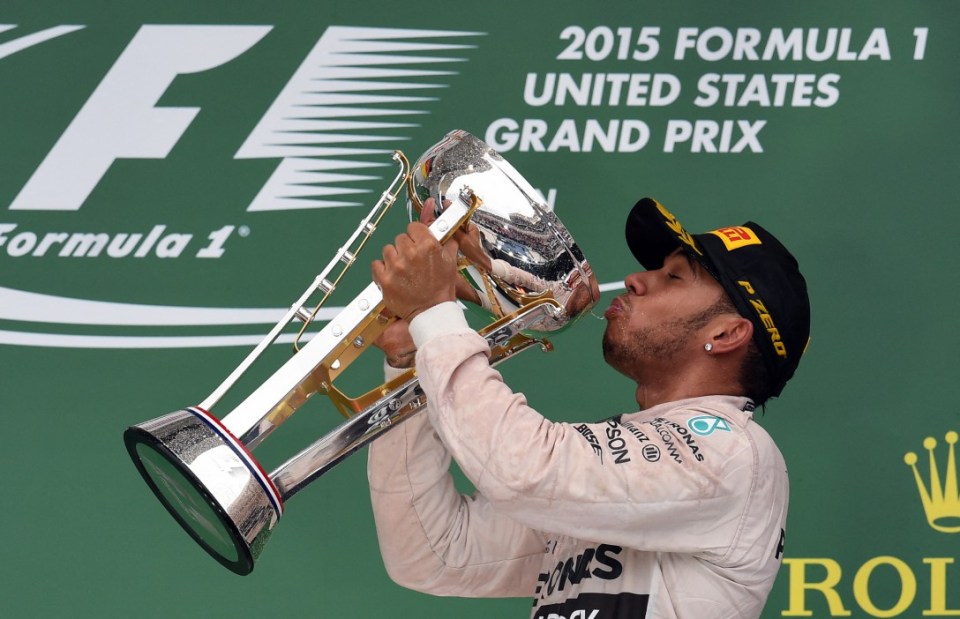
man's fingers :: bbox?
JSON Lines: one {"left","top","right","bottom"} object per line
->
{"left": 379, "top": 243, "right": 398, "bottom": 268}
{"left": 443, "top": 237, "right": 460, "bottom": 264}
{"left": 406, "top": 221, "right": 435, "bottom": 244}
{"left": 420, "top": 198, "right": 437, "bottom": 224}
{"left": 371, "top": 258, "right": 386, "bottom": 285}
{"left": 395, "top": 229, "right": 416, "bottom": 253}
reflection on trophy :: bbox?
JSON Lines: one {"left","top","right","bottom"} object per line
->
{"left": 123, "top": 129, "right": 599, "bottom": 575}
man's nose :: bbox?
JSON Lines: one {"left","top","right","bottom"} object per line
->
{"left": 624, "top": 271, "right": 648, "bottom": 295}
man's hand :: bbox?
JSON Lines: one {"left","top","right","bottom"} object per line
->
{"left": 453, "top": 221, "right": 493, "bottom": 272}
{"left": 371, "top": 222, "right": 460, "bottom": 323}
{"left": 421, "top": 198, "right": 490, "bottom": 272}
{"left": 374, "top": 316, "right": 417, "bottom": 368}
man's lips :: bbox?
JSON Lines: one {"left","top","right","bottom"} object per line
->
{"left": 604, "top": 296, "right": 626, "bottom": 319}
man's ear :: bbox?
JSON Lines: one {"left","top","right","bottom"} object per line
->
{"left": 707, "top": 315, "right": 754, "bottom": 354}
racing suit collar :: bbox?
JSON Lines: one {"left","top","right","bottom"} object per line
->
{"left": 633, "top": 394, "right": 755, "bottom": 427}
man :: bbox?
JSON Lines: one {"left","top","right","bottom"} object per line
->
{"left": 368, "top": 197, "right": 811, "bottom": 618}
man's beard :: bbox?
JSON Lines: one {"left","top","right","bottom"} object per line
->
{"left": 602, "top": 296, "right": 731, "bottom": 377}
{"left": 602, "top": 316, "right": 696, "bottom": 372}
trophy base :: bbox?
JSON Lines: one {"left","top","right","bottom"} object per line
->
{"left": 123, "top": 407, "right": 282, "bottom": 575}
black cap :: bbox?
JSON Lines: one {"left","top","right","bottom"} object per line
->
{"left": 625, "top": 198, "right": 811, "bottom": 398}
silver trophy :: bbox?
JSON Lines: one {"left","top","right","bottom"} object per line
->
{"left": 123, "top": 129, "right": 599, "bottom": 575}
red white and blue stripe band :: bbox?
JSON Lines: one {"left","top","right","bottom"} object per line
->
{"left": 185, "top": 406, "right": 285, "bottom": 519}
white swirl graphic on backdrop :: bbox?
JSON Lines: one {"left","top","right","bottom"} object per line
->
{"left": 0, "top": 282, "right": 625, "bottom": 348}
{"left": 0, "top": 286, "right": 330, "bottom": 348}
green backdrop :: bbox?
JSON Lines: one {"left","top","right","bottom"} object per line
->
{"left": 2, "top": 1, "right": 959, "bottom": 617}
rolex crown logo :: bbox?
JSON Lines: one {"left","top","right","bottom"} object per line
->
{"left": 904, "top": 431, "right": 960, "bottom": 533}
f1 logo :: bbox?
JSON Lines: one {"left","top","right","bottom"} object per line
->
{"left": 6, "top": 25, "right": 478, "bottom": 213}
{"left": 10, "top": 25, "right": 272, "bottom": 212}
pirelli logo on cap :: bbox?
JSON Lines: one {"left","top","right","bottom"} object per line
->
{"left": 654, "top": 200, "right": 703, "bottom": 256}
{"left": 710, "top": 226, "right": 762, "bottom": 251}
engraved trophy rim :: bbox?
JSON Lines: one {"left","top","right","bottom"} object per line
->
{"left": 123, "top": 407, "right": 280, "bottom": 575}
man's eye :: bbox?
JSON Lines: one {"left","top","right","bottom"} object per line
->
{"left": 668, "top": 272, "right": 681, "bottom": 280}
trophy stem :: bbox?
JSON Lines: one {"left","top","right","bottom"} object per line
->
{"left": 270, "top": 375, "right": 426, "bottom": 500}
{"left": 219, "top": 282, "right": 385, "bottom": 449}
{"left": 268, "top": 300, "right": 562, "bottom": 499}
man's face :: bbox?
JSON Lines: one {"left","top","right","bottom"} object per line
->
{"left": 602, "top": 249, "right": 727, "bottom": 379}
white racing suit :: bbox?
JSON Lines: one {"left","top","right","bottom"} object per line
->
{"left": 368, "top": 303, "right": 788, "bottom": 619}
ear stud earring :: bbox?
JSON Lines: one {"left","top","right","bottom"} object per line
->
{"left": 704, "top": 343, "right": 713, "bottom": 352}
